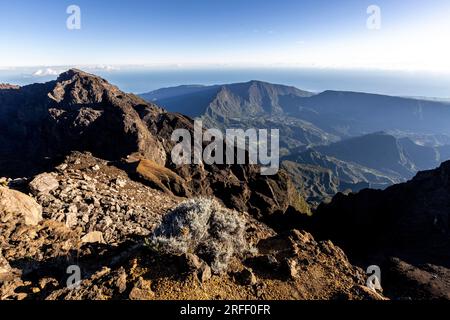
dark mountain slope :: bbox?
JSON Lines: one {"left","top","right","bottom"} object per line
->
{"left": 398, "top": 137, "right": 441, "bottom": 170}
{"left": 141, "top": 85, "right": 221, "bottom": 118}
{"left": 291, "top": 90, "right": 450, "bottom": 137}
{"left": 315, "top": 132, "right": 416, "bottom": 178}
{"left": 303, "top": 161, "right": 450, "bottom": 299}
{"left": 310, "top": 160, "right": 450, "bottom": 263}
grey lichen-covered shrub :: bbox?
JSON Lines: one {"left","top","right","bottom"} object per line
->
{"left": 147, "top": 198, "right": 255, "bottom": 274}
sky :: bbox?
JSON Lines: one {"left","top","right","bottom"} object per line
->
{"left": 1, "top": 0, "right": 450, "bottom": 73}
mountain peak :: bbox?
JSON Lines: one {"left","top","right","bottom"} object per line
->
{"left": 49, "top": 69, "right": 121, "bottom": 105}
{"left": 0, "top": 83, "right": 20, "bottom": 90}
{"left": 56, "top": 68, "right": 101, "bottom": 82}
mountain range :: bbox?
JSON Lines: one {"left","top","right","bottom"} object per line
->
{"left": 141, "top": 80, "right": 450, "bottom": 139}
{"left": 141, "top": 81, "right": 450, "bottom": 204}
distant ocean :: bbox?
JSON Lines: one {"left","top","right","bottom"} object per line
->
{"left": 1, "top": 67, "right": 449, "bottom": 99}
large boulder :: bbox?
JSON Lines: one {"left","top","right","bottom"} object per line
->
{"left": 29, "top": 173, "right": 59, "bottom": 196}
{"left": 0, "top": 187, "right": 43, "bottom": 226}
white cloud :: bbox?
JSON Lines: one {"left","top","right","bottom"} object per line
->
{"left": 32, "top": 68, "right": 61, "bottom": 77}
{"left": 83, "top": 65, "right": 121, "bottom": 72}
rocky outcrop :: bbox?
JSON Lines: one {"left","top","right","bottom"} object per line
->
{"left": 0, "top": 69, "right": 166, "bottom": 177}
{"left": 0, "top": 187, "right": 42, "bottom": 226}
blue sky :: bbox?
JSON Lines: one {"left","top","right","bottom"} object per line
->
{"left": 1, "top": 0, "right": 450, "bottom": 72}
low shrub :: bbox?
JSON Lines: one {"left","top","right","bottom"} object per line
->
{"left": 147, "top": 198, "right": 254, "bottom": 274}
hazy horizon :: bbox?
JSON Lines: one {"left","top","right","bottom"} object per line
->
{"left": 1, "top": 66, "right": 450, "bottom": 100}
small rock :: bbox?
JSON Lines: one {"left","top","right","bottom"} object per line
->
{"left": 129, "top": 277, "right": 154, "bottom": 300}
{"left": 29, "top": 173, "right": 59, "bottom": 196}
{"left": 116, "top": 268, "right": 128, "bottom": 294}
{"left": 81, "top": 231, "right": 106, "bottom": 244}
{"left": 0, "top": 249, "right": 12, "bottom": 275}
{"left": 91, "top": 165, "right": 100, "bottom": 172}
{"left": 185, "top": 253, "right": 204, "bottom": 270}
{"left": 114, "top": 177, "right": 127, "bottom": 188}
{"left": 183, "top": 254, "right": 212, "bottom": 283}
{"left": 38, "top": 278, "right": 59, "bottom": 290}
{"left": 16, "top": 292, "right": 28, "bottom": 300}
{"left": 103, "top": 216, "right": 113, "bottom": 227}
{"left": 197, "top": 264, "right": 212, "bottom": 283}
{"left": 31, "top": 287, "right": 41, "bottom": 294}
{"left": 82, "top": 214, "right": 90, "bottom": 223}
{"left": 236, "top": 267, "right": 257, "bottom": 286}
{"left": 353, "top": 285, "right": 388, "bottom": 300}
{"left": 57, "top": 164, "right": 68, "bottom": 171}
{"left": 287, "top": 259, "right": 299, "bottom": 278}
{"left": 65, "top": 205, "right": 78, "bottom": 228}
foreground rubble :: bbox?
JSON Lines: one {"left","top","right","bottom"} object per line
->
{"left": 0, "top": 152, "right": 381, "bottom": 300}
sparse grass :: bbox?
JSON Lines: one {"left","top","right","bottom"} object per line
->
{"left": 136, "top": 159, "right": 185, "bottom": 194}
